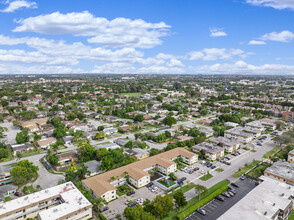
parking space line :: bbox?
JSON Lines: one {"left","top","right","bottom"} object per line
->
{"left": 209, "top": 203, "right": 217, "bottom": 208}
{"left": 204, "top": 208, "right": 212, "bottom": 213}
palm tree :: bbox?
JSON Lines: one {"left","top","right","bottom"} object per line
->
{"left": 195, "top": 184, "right": 208, "bottom": 201}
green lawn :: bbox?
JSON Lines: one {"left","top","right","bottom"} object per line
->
{"left": 22, "top": 149, "right": 44, "bottom": 158}
{"left": 199, "top": 173, "right": 213, "bottom": 181}
{"left": 233, "top": 160, "right": 261, "bottom": 178}
{"left": 164, "top": 180, "right": 230, "bottom": 220}
{"left": 177, "top": 163, "right": 186, "bottom": 170}
{"left": 4, "top": 196, "right": 12, "bottom": 202}
{"left": 289, "top": 212, "right": 294, "bottom": 220}
{"left": 167, "top": 183, "right": 195, "bottom": 198}
{"left": 247, "top": 162, "right": 271, "bottom": 179}
{"left": 120, "top": 93, "right": 142, "bottom": 98}
{"left": 215, "top": 168, "right": 224, "bottom": 172}
{"left": 158, "top": 179, "right": 176, "bottom": 187}
{"left": 263, "top": 147, "right": 279, "bottom": 158}
{"left": 116, "top": 184, "right": 132, "bottom": 196}
{"left": 97, "top": 141, "right": 112, "bottom": 145}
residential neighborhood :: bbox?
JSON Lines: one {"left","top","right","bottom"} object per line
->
{"left": 0, "top": 74, "right": 294, "bottom": 220}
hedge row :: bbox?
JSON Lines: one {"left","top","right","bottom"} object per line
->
{"left": 176, "top": 184, "right": 229, "bottom": 220}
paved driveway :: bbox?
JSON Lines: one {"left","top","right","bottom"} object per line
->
{"left": 32, "top": 160, "right": 64, "bottom": 189}
{"left": 1, "top": 122, "right": 21, "bottom": 145}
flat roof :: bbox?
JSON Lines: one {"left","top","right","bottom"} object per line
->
{"left": 219, "top": 176, "right": 294, "bottom": 220}
{"left": 264, "top": 161, "right": 294, "bottom": 182}
{"left": 0, "top": 182, "right": 92, "bottom": 219}
{"left": 192, "top": 142, "right": 224, "bottom": 154}
{"left": 225, "top": 127, "right": 254, "bottom": 138}
{"left": 209, "top": 136, "right": 239, "bottom": 146}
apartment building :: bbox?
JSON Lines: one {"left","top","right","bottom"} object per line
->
{"left": 282, "top": 112, "right": 294, "bottom": 123}
{"left": 264, "top": 161, "right": 294, "bottom": 185}
{"left": 209, "top": 136, "right": 240, "bottom": 153}
{"left": 219, "top": 176, "right": 294, "bottom": 220}
{"left": 192, "top": 142, "right": 224, "bottom": 161}
{"left": 0, "top": 182, "right": 92, "bottom": 220}
{"left": 82, "top": 148, "right": 197, "bottom": 202}
{"left": 245, "top": 121, "right": 265, "bottom": 132}
{"left": 224, "top": 127, "right": 254, "bottom": 143}
{"left": 288, "top": 150, "right": 294, "bottom": 163}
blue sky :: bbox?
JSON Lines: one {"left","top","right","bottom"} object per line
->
{"left": 0, "top": 0, "right": 294, "bottom": 74}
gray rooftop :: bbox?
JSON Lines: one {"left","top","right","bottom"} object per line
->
{"left": 192, "top": 142, "right": 224, "bottom": 154}
{"left": 218, "top": 176, "right": 294, "bottom": 220}
{"left": 209, "top": 136, "right": 239, "bottom": 146}
{"left": 265, "top": 161, "right": 294, "bottom": 182}
{"left": 84, "top": 160, "right": 101, "bottom": 174}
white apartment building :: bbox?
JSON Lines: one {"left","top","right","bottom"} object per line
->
{"left": 0, "top": 182, "right": 92, "bottom": 220}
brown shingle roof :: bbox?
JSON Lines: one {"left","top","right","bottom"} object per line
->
{"left": 82, "top": 148, "right": 196, "bottom": 196}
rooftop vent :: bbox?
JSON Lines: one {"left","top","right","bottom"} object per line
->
{"left": 264, "top": 211, "right": 267, "bottom": 216}
{"left": 273, "top": 203, "right": 275, "bottom": 206}
{"left": 45, "top": 190, "right": 49, "bottom": 193}
{"left": 53, "top": 209, "right": 58, "bottom": 212}
{"left": 24, "top": 196, "right": 28, "bottom": 200}
{"left": 281, "top": 193, "right": 285, "bottom": 196}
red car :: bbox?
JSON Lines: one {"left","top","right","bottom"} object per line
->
{"left": 14, "top": 192, "right": 23, "bottom": 197}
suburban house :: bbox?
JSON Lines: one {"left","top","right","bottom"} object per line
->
{"left": 57, "top": 151, "right": 78, "bottom": 166}
{"left": 63, "top": 136, "right": 73, "bottom": 145}
{"left": 37, "top": 137, "right": 57, "bottom": 149}
{"left": 84, "top": 160, "right": 102, "bottom": 177}
{"left": 124, "top": 148, "right": 149, "bottom": 160}
{"left": 288, "top": 150, "right": 294, "bottom": 163}
{"left": 209, "top": 136, "right": 240, "bottom": 153}
{"left": 82, "top": 148, "right": 197, "bottom": 202}
{"left": 176, "top": 136, "right": 194, "bottom": 142}
{"left": 192, "top": 142, "right": 224, "bottom": 161}
{"left": 10, "top": 143, "right": 35, "bottom": 156}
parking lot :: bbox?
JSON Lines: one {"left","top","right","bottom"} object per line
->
{"left": 104, "top": 184, "right": 164, "bottom": 219}
{"left": 185, "top": 178, "right": 257, "bottom": 220}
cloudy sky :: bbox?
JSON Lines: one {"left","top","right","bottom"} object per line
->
{"left": 0, "top": 0, "right": 294, "bottom": 75}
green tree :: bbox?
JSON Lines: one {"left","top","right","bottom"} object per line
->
{"left": 134, "top": 114, "right": 144, "bottom": 122}
{"left": 53, "top": 127, "right": 67, "bottom": 139}
{"left": 195, "top": 184, "right": 208, "bottom": 201}
{"left": 144, "top": 195, "right": 174, "bottom": 219}
{"left": 10, "top": 160, "right": 39, "bottom": 185}
{"left": 163, "top": 116, "right": 177, "bottom": 127}
{"left": 97, "top": 125, "right": 105, "bottom": 131}
{"left": 173, "top": 191, "right": 187, "bottom": 209}
{"left": 16, "top": 130, "right": 30, "bottom": 144}
{"left": 68, "top": 161, "right": 77, "bottom": 172}
{"left": 124, "top": 205, "right": 155, "bottom": 220}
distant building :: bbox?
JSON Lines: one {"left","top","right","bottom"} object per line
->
{"left": 37, "top": 137, "right": 56, "bottom": 149}
{"left": 84, "top": 160, "right": 102, "bottom": 177}
{"left": 10, "top": 143, "right": 34, "bottom": 156}
{"left": 288, "top": 150, "right": 294, "bottom": 163}
{"left": 124, "top": 148, "right": 149, "bottom": 160}
{"left": 0, "top": 182, "right": 92, "bottom": 220}
{"left": 192, "top": 142, "right": 224, "bottom": 161}
{"left": 209, "top": 136, "right": 240, "bottom": 153}
{"left": 219, "top": 176, "right": 294, "bottom": 220}
{"left": 282, "top": 112, "right": 294, "bottom": 123}
{"left": 224, "top": 127, "right": 254, "bottom": 143}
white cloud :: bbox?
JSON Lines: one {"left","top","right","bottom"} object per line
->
{"left": 248, "top": 40, "right": 266, "bottom": 45}
{"left": 0, "top": 0, "right": 37, "bottom": 13}
{"left": 188, "top": 48, "right": 247, "bottom": 61}
{"left": 246, "top": 0, "right": 294, "bottom": 10}
{"left": 13, "top": 11, "right": 170, "bottom": 48}
{"left": 209, "top": 28, "right": 227, "bottom": 37}
{"left": 192, "top": 60, "right": 294, "bottom": 75}
{"left": 260, "top": 30, "right": 294, "bottom": 42}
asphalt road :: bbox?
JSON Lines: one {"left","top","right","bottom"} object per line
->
{"left": 185, "top": 178, "right": 256, "bottom": 220}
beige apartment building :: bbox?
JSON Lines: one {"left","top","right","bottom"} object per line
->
{"left": 83, "top": 148, "right": 198, "bottom": 202}
{"left": 0, "top": 182, "right": 92, "bottom": 220}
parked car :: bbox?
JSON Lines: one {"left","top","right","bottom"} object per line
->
{"left": 222, "top": 192, "right": 230, "bottom": 198}
{"left": 206, "top": 163, "right": 212, "bottom": 168}
{"left": 125, "top": 199, "right": 132, "bottom": 205}
{"left": 211, "top": 165, "right": 216, "bottom": 169}
{"left": 126, "top": 191, "right": 135, "bottom": 196}
{"left": 224, "top": 157, "right": 230, "bottom": 160}
{"left": 231, "top": 183, "right": 239, "bottom": 188}
{"left": 224, "top": 161, "right": 231, "bottom": 165}
{"left": 14, "top": 192, "right": 22, "bottom": 197}
{"left": 197, "top": 208, "right": 206, "bottom": 216}
{"left": 127, "top": 201, "right": 137, "bottom": 207}
{"left": 240, "top": 175, "right": 246, "bottom": 180}
{"left": 216, "top": 195, "right": 225, "bottom": 202}
{"left": 188, "top": 170, "right": 194, "bottom": 174}
{"left": 228, "top": 191, "right": 235, "bottom": 197}
{"left": 194, "top": 167, "right": 200, "bottom": 171}
{"left": 181, "top": 177, "right": 187, "bottom": 181}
